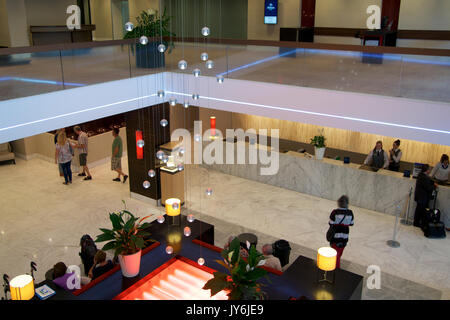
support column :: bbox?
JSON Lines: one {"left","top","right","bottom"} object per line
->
{"left": 381, "top": 0, "right": 401, "bottom": 31}
{"left": 126, "top": 103, "right": 170, "bottom": 204}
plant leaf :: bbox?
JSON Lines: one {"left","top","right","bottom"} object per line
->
{"left": 203, "top": 272, "right": 228, "bottom": 296}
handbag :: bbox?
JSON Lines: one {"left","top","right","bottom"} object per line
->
{"left": 326, "top": 213, "right": 346, "bottom": 242}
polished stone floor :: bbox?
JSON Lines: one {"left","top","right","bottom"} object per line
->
{"left": 0, "top": 157, "right": 448, "bottom": 299}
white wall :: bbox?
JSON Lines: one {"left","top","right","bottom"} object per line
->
{"left": 90, "top": 0, "right": 113, "bottom": 41}
{"left": 399, "top": 0, "right": 450, "bottom": 30}
{"left": 315, "top": 0, "right": 382, "bottom": 28}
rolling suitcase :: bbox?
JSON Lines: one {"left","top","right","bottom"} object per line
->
{"left": 422, "top": 189, "right": 446, "bottom": 238}
{"left": 424, "top": 222, "right": 446, "bottom": 239}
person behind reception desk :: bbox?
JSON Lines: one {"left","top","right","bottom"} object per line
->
{"left": 430, "top": 154, "right": 449, "bottom": 184}
{"left": 414, "top": 164, "right": 437, "bottom": 228}
{"left": 388, "top": 139, "right": 402, "bottom": 172}
{"left": 328, "top": 195, "right": 354, "bottom": 269}
{"left": 364, "top": 141, "right": 389, "bottom": 169}
{"left": 111, "top": 128, "right": 128, "bottom": 183}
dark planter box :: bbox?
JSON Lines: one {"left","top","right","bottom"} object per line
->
{"left": 135, "top": 42, "right": 165, "bottom": 69}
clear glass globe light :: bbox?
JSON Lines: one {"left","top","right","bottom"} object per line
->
{"left": 125, "top": 22, "right": 134, "bottom": 32}
{"left": 184, "top": 227, "right": 191, "bottom": 237}
{"left": 206, "top": 60, "right": 214, "bottom": 69}
{"left": 193, "top": 68, "right": 201, "bottom": 77}
{"left": 200, "top": 52, "right": 208, "bottom": 61}
{"left": 166, "top": 246, "right": 173, "bottom": 254}
{"left": 156, "top": 150, "right": 165, "bottom": 160}
{"left": 192, "top": 94, "right": 199, "bottom": 100}
{"left": 160, "top": 119, "right": 168, "bottom": 127}
{"left": 194, "top": 134, "right": 201, "bottom": 142}
{"left": 157, "top": 90, "right": 165, "bottom": 98}
{"left": 137, "top": 139, "right": 145, "bottom": 148}
{"left": 157, "top": 43, "right": 166, "bottom": 53}
{"left": 183, "top": 101, "right": 189, "bottom": 109}
{"left": 187, "top": 214, "right": 195, "bottom": 223}
{"left": 201, "top": 26, "right": 210, "bottom": 37}
{"left": 139, "top": 36, "right": 148, "bottom": 45}
{"left": 143, "top": 180, "right": 150, "bottom": 189}
{"left": 157, "top": 215, "right": 165, "bottom": 223}
{"left": 216, "top": 75, "right": 224, "bottom": 83}
{"left": 148, "top": 169, "right": 156, "bottom": 178}
{"left": 177, "top": 164, "right": 184, "bottom": 171}
{"left": 178, "top": 60, "right": 188, "bottom": 70}
{"left": 206, "top": 188, "right": 213, "bottom": 196}
{"left": 169, "top": 97, "right": 177, "bottom": 106}
{"left": 162, "top": 155, "right": 169, "bottom": 163}
{"left": 197, "top": 258, "right": 205, "bottom": 266}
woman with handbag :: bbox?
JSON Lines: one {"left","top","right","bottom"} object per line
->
{"left": 327, "top": 195, "right": 354, "bottom": 269}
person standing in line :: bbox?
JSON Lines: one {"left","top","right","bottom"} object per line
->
{"left": 388, "top": 139, "right": 402, "bottom": 172}
{"left": 111, "top": 128, "right": 128, "bottom": 183}
{"left": 430, "top": 154, "right": 449, "bottom": 183}
{"left": 414, "top": 164, "right": 437, "bottom": 228}
{"left": 364, "top": 140, "right": 389, "bottom": 169}
{"left": 73, "top": 126, "right": 92, "bottom": 180}
{"left": 328, "top": 195, "right": 354, "bottom": 269}
{"left": 55, "top": 132, "right": 73, "bottom": 185}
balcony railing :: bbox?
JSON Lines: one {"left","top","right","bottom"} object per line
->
{"left": 1, "top": 38, "right": 449, "bottom": 103}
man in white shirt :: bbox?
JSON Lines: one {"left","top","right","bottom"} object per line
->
{"left": 364, "top": 140, "right": 389, "bottom": 169}
{"left": 74, "top": 126, "right": 92, "bottom": 181}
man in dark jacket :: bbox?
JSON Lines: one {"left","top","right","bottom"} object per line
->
{"left": 414, "top": 164, "right": 436, "bottom": 228}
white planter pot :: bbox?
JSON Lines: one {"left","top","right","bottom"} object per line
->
{"left": 118, "top": 250, "right": 141, "bottom": 277}
{"left": 315, "top": 147, "right": 326, "bottom": 160}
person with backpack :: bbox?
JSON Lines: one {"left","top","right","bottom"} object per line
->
{"left": 414, "top": 164, "right": 437, "bottom": 228}
{"left": 327, "top": 195, "right": 354, "bottom": 269}
{"left": 79, "top": 234, "right": 98, "bottom": 276}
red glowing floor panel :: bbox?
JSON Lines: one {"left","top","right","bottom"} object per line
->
{"left": 114, "top": 256, "right": 229, "bottom": 300}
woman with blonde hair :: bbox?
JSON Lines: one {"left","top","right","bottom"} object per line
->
{"left": 55, "top": 131, "right": 73, "bottom": 185}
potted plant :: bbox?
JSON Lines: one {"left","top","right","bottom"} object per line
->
{"left": 95, "top": 202, "right": 152, "bottom": 277}
{"left": 310, "top": 129, "right": 326, "bottom": 160}
{"left": 203, "top": 238, "right": 268, "bottom": 300}
{"left": 124, "top": 8, "right": 175, "bottom": 69}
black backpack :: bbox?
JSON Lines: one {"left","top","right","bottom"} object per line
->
{"left": 79, "top": 234, "right": 97, "bottom": 276}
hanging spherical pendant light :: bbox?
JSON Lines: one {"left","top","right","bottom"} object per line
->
{"left": 157, "top": 44, "right": 166, "bottom": 53}
{"left": 187, "top": 214, "right": 195, "bottom": 223}
{"left": 183, "top": 101, "right": 189, "bottom": 109}
{"left": 200, "top": 52, "right": 208, "bottom": 61}
{"left": 157, "top": 215, "right": 165, "bottom": 223}
{"left": 156, "top": 150, "right": 165, "bottom": 160}
{"left": 169, "top": 97, "right": 177, "bottom": 106}
{"left": 184, "top": 227, "right": 191, "bottom": 237}
{"left": 216, "top": 75, "right": 224, "bottom": 83}
{"left": 148, "top": 169, "right": 156, "bottom": 178}
{"left": 197, "top": 258, "right": 205, "bottom": 265}
{"left": 157, "top": 90, "right": 165, "bottom": 98}
{"left": 166, "top": 246, "right": 173, "bottom": 254}
{"left": 160, "top": 119, "right": 168, "bottom": 127}
{"left": 192, "top": 94, "right": 199, "bottom": 100}
{"left": 139, "top": 36, "right": 148, "bottom": 45}
{"left": 193, "top": 68, "right": 201, "bottom": 77}
{"left": 201, "top": 27, "right": 210, "bottom": 37}
{"left": 178, "top": 60, "right": 188, "bottom": 70}
{"left": 206, "top": 60, "right": 214, "bottom": 69}
{"left": 206, "top": 188, "right": 213, "bottom": 196}
{"left": 143, "top": 180, "right": 150, "bottom": 189}
{"left": 125, "top": 22, "right": 134, "bottom": 32}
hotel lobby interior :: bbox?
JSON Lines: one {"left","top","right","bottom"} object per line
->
{"left": 0, "top": 0, "right": 449, "bottom": 304}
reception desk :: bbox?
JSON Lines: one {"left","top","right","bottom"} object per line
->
{"left": 203, "top": 141, "right": 449, "bottom": 226}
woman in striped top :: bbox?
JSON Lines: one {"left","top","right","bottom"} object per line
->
{"left": 328, "top": 195, "right": 354, "bottom": 269}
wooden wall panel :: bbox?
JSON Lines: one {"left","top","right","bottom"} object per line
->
{"left": 231, "top": 112, "right": 450, "bottom": 165}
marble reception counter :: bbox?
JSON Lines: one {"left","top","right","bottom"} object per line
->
{"left": 202, "top": 141, "right": 449, "bottom": 227}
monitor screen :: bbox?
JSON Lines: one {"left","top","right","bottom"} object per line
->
{"left": 264, "top": 0, "right": 278, "bottom": 24}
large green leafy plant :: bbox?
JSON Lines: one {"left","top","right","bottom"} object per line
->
{"left": 203, "top": 238, "right": 268, "bottom": 300}
{"left": 310, "top": 128, "right": 326, "bottom": 148}
{"left": 95, "top": 202, "right": 152, "bottom": 256}
{"left": 124, "top": 8, "right": 175, "bottom": 53}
